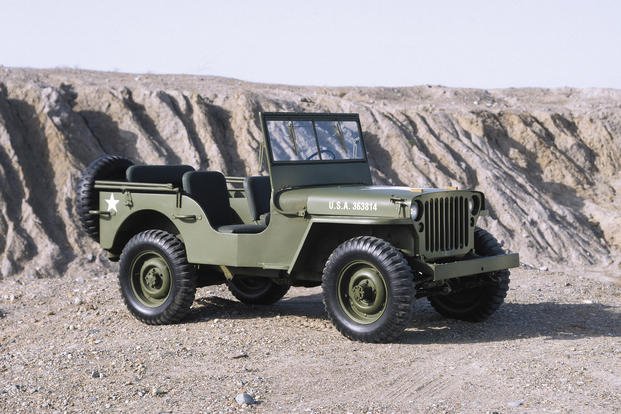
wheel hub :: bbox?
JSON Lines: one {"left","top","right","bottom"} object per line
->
{"left": 144, "top": 268, "right": 162, "bottom": 289}
{"left": 337, "top": 261, "right": 387, "bottom": 324}
{"left": 130, "top": 253, "right": 172, "bottom": 307}
{"left": 352, "top": 280, "right": 376, "bottom": 303}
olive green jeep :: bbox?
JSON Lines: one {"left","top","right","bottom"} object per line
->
{"left": 76, "top": 112, "right": 519, "bottom": 342}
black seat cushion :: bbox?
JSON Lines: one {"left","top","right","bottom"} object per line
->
{"left": 243, "top": 176, "right": 271, "bottom": 221}
{"left": 182, "top": 171, "right": 234, "bottom": 228}
{"left": 126, "top": 165, "right": 195, "bottom": 188}
{"left": 217, "top": 223, "right": 267, "bottom": 234}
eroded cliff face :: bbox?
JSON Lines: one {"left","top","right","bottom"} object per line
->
{"left": 0, "top": 68, "right": 619, "bottom": 278}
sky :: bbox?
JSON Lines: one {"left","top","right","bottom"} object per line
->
{"left": 1, "top": 0, "right": 620, "bottom": 88}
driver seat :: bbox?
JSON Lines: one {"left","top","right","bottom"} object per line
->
{"left": 243, "top": 176, "right": 271, "bottom": 225}
{"left": 182, "top": 171, "right": 266, "bottom": 234}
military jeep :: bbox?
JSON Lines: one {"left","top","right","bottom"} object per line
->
{"left": 76, "top": 112, "right": 519, "bottom": 342}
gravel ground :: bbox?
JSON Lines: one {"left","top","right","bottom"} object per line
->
{"left": 1, "top": 266, "right": 619, "bottom": 413}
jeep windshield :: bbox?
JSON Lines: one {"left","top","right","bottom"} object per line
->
{"left": 264, "top": 114, "right": 366, "bottom": 163}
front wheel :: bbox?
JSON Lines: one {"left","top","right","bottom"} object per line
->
{"left": 118, "top": 230, "right": 196, "bottom": 324}
{"left": 322, "top": 236, "right": 414, "bottom": 343}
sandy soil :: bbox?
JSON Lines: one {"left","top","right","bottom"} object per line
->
{"left": 1, "top": 265, "right": 619, "bottom": 413}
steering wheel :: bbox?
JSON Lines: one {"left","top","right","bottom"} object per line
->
{"left": 306, "top": 149, "right": 336, "bottom": 160}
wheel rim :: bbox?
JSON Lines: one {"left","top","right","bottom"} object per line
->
{"left": 130, "top": 251, "right": 172, "bottom": 307}
{"left": 337, "top": 260, "right": 387, "bottom": 324}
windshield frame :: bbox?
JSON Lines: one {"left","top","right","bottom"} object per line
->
{"left": 261, "top": 112, "right": 368, "bottom": 165}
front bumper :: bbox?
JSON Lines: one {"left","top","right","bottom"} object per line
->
{"left": 416, "top": 253, "right": 520, "bottom": 281}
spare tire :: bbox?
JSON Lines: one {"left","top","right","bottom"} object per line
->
{"left": 76, "top": 155, "right": 134, "bottom": 241}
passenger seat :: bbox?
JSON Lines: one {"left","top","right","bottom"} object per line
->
{"left": 182, "top": 171, "right": 266, "bottom": 234}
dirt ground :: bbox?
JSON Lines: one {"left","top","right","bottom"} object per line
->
{"left": 0, "top": 264, "right": 619, "bottom": 413}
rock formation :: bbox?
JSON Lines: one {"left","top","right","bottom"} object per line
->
{"left": 0, "top": 67, "right": 619, "bottom": 278}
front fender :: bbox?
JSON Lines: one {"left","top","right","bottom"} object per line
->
{"left": 287, "top": 216, "right": 415, "bottom": 273}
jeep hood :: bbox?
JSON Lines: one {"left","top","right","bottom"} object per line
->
{"left": 276, "top": 185, "right": 451, "bottom": 218}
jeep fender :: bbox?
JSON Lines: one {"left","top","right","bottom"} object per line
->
{"left": 288, "top": 216, "right": 415, "bottom": 275}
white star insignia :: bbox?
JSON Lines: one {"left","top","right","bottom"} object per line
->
{"left": 105, "top": 193, "right": 120, "bottom": 213}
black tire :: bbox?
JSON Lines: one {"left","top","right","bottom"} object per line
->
{"left": 76, "top": 155, "right": 134, "bottom": 241}
{"left": 428, "top": 228, "right": 511, "bottom": 322}
{"left": 118, "top": 230, "right": 196, "bottom": 325}
{"left": 227, "top": 277, "right": 290, "bottom": 305}
{"left": 322, "top": 236, "right": 414, "bottom": 343}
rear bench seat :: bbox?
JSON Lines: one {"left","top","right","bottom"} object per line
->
{"left": 126, "top": 165, "right": 195, "bottom": 188}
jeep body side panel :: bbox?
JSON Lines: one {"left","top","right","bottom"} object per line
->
{"left": 96, "top": 187, "right": 308, "bottom": 269}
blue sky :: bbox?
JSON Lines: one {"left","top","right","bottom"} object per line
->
{"left": 1, "top": 0, "right": 619, "bottom": 88}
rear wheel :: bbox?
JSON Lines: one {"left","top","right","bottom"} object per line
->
{"left": 118, "top": 230, "right": 196, "bottom": 324}
{"left": 322, "top": 236, "right": 413, "bottom": 343}
{"left": 427, "top": 228, "right": 510, "bottom": 322}
{"left": 227, "top": 277, "right": 290, "bottom": 305}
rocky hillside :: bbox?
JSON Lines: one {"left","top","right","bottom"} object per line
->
{"left": 0, "top": 67, "right": 619, "bottom": 279}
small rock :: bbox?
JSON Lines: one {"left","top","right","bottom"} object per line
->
{"left": 91, "top": 370, "right": 104, "bottom": 379}
{"left": 231, "top": 352, "right": 248, "bottom": 359}
{"left": 85, "top": 254, "right": 95, "bottom": 262}
{"left": 582, "top": 300, "right": 593, "bottom": 304}
{"left": 539, "top": 266, "right": 548, "bottom": 272}
{"left": 151, "top": 387, "right": 167, "bottom": 396}
{"left": 235, "top": 392, "right": 256, "bottom": 405}
{"left": 73, "top": 297, "right": 83, "bottom": 306}
{"left": 507, "top": 400, "right": 524, "bottom": 408}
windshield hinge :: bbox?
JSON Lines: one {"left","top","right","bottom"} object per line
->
{"left": 390, "top": 196, "right": 408, "bottom": 217}
{"left": 390, "top": 196, "right": 407, "bottom": 204}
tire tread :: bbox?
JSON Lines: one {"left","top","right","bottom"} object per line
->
{"left": 322, "top": 236, "right": 413, "bottom": 343}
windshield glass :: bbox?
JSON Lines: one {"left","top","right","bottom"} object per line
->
{"left": 267, "top": 119, "right": 364, "bottom": 162}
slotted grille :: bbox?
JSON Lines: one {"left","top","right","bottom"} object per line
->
{"left": 423, "top": 196, "right": 469, "bottom": 253}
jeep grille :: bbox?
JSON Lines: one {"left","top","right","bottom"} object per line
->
{"left": 423, "top": 196, "right": 470, "bottom": 254}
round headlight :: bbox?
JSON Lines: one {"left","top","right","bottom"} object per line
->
{"left": 410, "top": 201, "right": 422, "bottom": 221}
{"left": 468, "top": 196, "right": 480, "bottom": 215}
